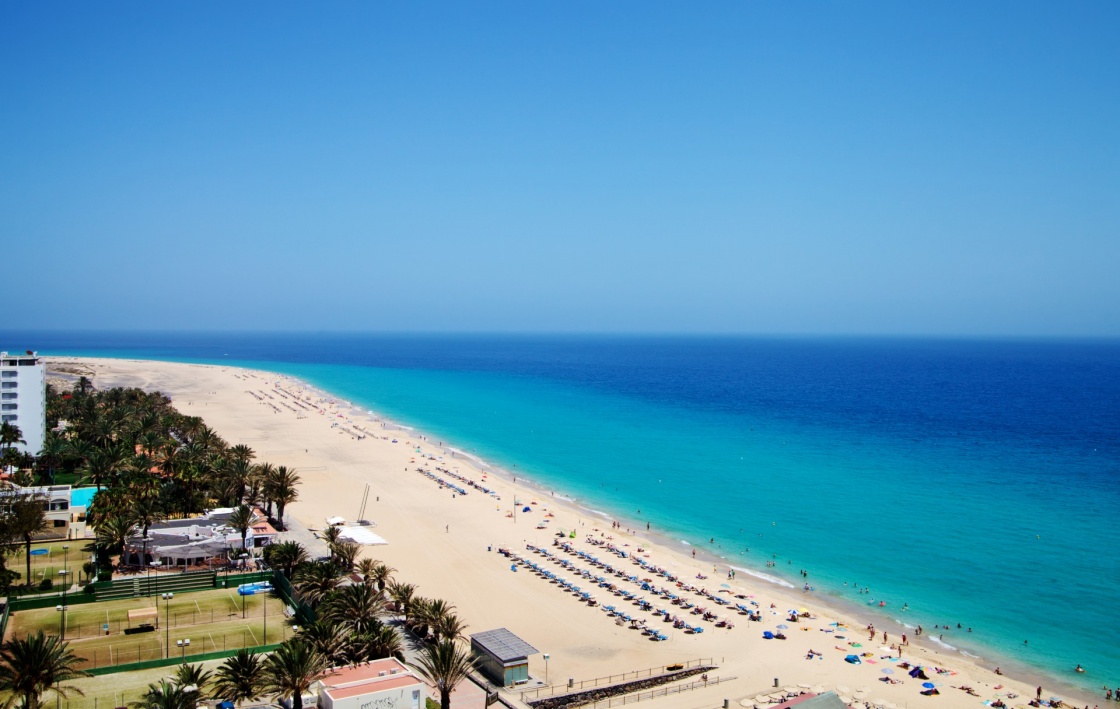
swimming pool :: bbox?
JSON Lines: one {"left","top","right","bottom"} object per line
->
{"left": 70, "top": 487, "right": 97, "bottom": 508}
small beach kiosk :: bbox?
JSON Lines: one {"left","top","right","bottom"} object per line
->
{"left": 469, "top": 628, "right": 538, "bottom": 687}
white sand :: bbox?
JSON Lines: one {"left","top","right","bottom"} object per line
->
{"left": 55, "top": 357, "right": 1092, "bottom": 709}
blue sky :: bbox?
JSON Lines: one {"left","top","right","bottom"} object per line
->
{"left": 2, "top": 2, "right": 1117, "bottom": 335}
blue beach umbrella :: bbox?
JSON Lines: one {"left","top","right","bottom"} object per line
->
{"left": 922, "top": 683, "right": 935, "bottom": 689}
{"left": 845, "top": 655, "right": 861, "bottom": 664}
{"left": 523, "top": 506, "right": 532, "bottom": 512}
{"left": 777, "top": 624, "right": 789, "bottom": 629}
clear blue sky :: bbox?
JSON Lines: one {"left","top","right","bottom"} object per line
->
{"left": 2, "top": 2, "right": 1117, "bottom": 335}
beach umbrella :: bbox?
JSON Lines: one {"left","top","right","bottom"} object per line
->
{"left": 778, "top": 624, "right": 789, "bottom": 629}
{"left": 881, "top": 669, "right": 894, "bottom": 675}
{"left": 921, "top": 682, "right": 935, "bottom": 689}
{"left": 845, "top": 655, "right": 862, "bottom": 664}
{"left": 812, "top": 686, "right": 826, "bottom": 694}
{"left": 838, "top": 697, "right": 853, "bottom": 705}
{"left": 836, "top": 686, "right": 851, "bottom": 695}
{"left": 798, "top": 684, "right": 812, "bottom": 690}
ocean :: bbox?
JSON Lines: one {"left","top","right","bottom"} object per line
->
{"left": 7, "top": 332, "right": 1118, "bottom": 693}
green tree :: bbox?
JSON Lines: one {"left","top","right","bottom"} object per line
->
{"left": 264, "top": 466, "right": 300, "bottom": 530}
{"left": 172, "top": 663, "right": 212, "bottom": 694}
{"left": 330, "top": 541, "right": 360, "bottom": 573}
{"left": 322, "top": 583, "right": 385, "bottom": 636}
{"left": 0, "top": 631, "right": 91, "bottom": 709}
{"left": 408, "top": 639, "right": 479, "bottom": 709}
{"left": 387, "top": 581, "right": 417, "bottom": 620}
{"left": 293, "top": 562, "right": 342, "bottom": 608}
{"left": 130, "top": 679, "right": 199, "bottom": 709}
{"left": 369, "top": 562, "right": 395, "bottom": 593}
{"left": 2, "top": 492, "right": 50, "bottom": 589}
{"left": 294, "top": 621, "right": 351, "bottom": 668}
{"left": 261, "top": 641, "right": 329, "bottom": 709}
{"left": 211, "top": 649, "right": 265, "bottom": 705}
{"left": 0, "top": 422, "right": 24, "bottom": 452}
{"left": 363, "top": 624, "right": 404, "bottom": 662}
{"left": 227, "top": 505, "right": 255, "bottom": 552}
{"left": 265, "top": 541, "right": 307, "bottom": 580}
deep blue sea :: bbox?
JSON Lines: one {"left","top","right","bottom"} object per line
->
{"left": 6, "top": 332, "right": 1118, "bottom": 693}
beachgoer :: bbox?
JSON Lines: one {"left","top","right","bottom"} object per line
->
{"left": 1037, "top": 687, "right": 1043, "bottom": 701}
{"left": 995, "top": 668, "right": 1002, "bottom": 675}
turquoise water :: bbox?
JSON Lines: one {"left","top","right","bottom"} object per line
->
{"left": 69, "top": 487, "right": 97, "bottom": 508}
{"left": 13, "top": 333, "right": 1119, "bottom": 696}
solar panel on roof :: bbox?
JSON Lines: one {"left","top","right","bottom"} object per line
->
{"left": 470, "top": 628, "right": 539, "bottom": 662}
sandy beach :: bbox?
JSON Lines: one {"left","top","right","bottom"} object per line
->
{"left": 51, "top": 356, "right": 1096, "bottom": 709}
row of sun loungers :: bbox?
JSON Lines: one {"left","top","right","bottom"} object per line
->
{"left": 430, "top": 466, "right": 501, "bottom": 497}
{"left": 515, "top": 542, "right": 735, "bottom": 637}
{"left": 415, "top": 467, "right": 469, "bottom": 495}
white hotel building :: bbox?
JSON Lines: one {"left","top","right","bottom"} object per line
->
{"left": 1, "top": 351, "right": 46, "bottom": 456}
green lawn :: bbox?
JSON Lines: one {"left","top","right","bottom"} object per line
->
{"left": 7, "top": 587, "right": 291, "bottom": 670}
{"left": 14, "top": 540, "right": 94, "bottom": 589}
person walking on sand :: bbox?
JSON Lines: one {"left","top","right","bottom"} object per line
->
{"left": 1037, "top": 687, "right": 1043, "bottom": 701}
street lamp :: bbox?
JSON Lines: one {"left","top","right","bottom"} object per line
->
{"left": 176, "top": 638, "right": 190, "bottom": 659}
{"left": 57, "top": 569, "right": 70, "bottom": 639}
{"left": 543, "top": 653, "right": 550, "bottom": 685}
{"left": 161, "top": 593, "right": 174, "bottom": 658}
{"left": 239, "top": 554, "right": 249, "bottom": 618}
{"left": 55, "top": 604, "right": 67, "bottom": 639}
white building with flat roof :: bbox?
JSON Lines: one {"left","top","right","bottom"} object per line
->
{"left": 1, "top": 351, "right": 46, "bottom": 456}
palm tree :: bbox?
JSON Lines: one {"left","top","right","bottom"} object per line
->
{"left": 93, "top": 513, "right": 137, "bottom": 556}
{"left": 266, "top": 541, "right": 307, "bottom": 580}
{"left": 36, "top": 435, "right": 68, "bottom": 484}
{"left": 293, "top": 562, "right": 342, "bottom": 608}
{"left": 408, "top": 639, "right": 479, "bottom": 709}
{"left": 211, "top": 649, "right": 264, "bottom": 705}
{"left": 264, "top": 466, "right": 300, "bottom": 530}
{"left": 227, "top": 505, "right": 256, "bottom": 552}
{"left": 261, "top": 641, "right": 329, "bottom": 709}
{"left": 319, "top": 526, "right": 341, "bottom": 563}
{"left": 133, "top": 496, "right": 166, "bottom": 568}
{"left": 0, "top": 422, "right": 24, "bottom": 452}
{"left": 0, "top": 631, "right": 91, "bottom": 709}
{"left": 223, "top": 456, "right": 255, "bottom": 506}
{"left": 172, "top": 663, "right": 212, "bottom": 695}
{"left": 330, "top": 541, "right": 360, "bottom": 573}
{"left": 369, "top": 562, "right": 395, "bottom": 593}
{"left": 130, "top": 679, "right": 199, "bottom": 709}
{"left": 432, "top": 613, "right": 467, "bottom": 644}
{"left": 321, "top": 583, "right": 385, "bottom": 636}
{"left": 363, "top": 625, "right": 404, "bottom": 662}
{"left": 354, "top": 558, "right": 377, "bottom": 584}
{"left": 387, "top": 581, "right": 416, "bottom": 620}
{"left": 6, "top": 492, "right": 49, "bottom": 588}
{"left": 294, "top": 621, "right": 350, "bottom": 667}
{"left": 418, "top": 599, "right": 457, "bottom": 643}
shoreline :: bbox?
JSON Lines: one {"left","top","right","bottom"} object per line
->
{"left": 47, "top": 355, "right": 1100, "bottom": 708}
